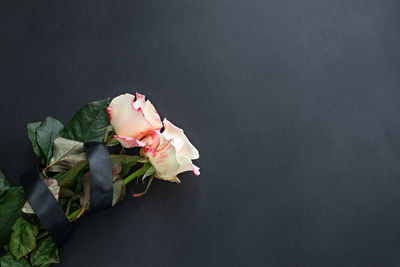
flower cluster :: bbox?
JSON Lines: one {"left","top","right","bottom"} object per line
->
{"left": 108, "top": 93, "right": 200, "bottom": 183}
{"left": 0, "top": 92, "right": 200, "bottom": 267}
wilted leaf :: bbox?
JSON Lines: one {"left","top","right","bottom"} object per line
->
{"left": 110, "top": 155, "right": 140, "bottom": 177}
{"left": 112, "top": 179, "right": 126, "bottom": 206}
{"left": 0, "top": 255, "right": 30, "bottom": 267}
{"left": 0, "top": 187, "right": 25, "bottom": 246}
{"left": 61, "top": 98, "right": 111, "bottom": 142}
{"left": 79, "top": 172, "right": 90, "bottom": 211}
{"left": 10, "top": 217, "right": 38, "bottom": 258}
{"left": 48, "top": 137, "right": 87, "bottom": 172}
{"left": 30, "top": 237, "right": 59, "bottom": 266}
{"left": 21, "top": 202, "right": 34, "bottom": 214}
{"left": 111, "top": 158, "right": 122, "bottom": 181}
{"left": 36, "top": 117, "right": 64, "bottom": 163}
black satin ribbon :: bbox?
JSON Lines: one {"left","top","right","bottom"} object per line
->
{"left": 19, "top": 166, "right": 73, "bottom": 247}
{"left": 84, "top": 142, "right": 113, "bottom": 213}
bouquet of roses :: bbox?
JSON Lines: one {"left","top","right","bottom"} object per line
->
{"left": 0, "top": 93, "right": 200, "bottom": 267}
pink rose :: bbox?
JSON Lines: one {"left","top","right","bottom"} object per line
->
{"left": 142, "top": 119, "right": 200, "bottom": 183}
{"left": 108, "top": 93, "right": 163, "bottom": 148}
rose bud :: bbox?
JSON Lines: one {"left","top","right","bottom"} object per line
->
{"left": 108, "top": 93, "right": 163, "bottom": 148}
{"left": 142, "top": 119, "right": 200, "bottom": 183}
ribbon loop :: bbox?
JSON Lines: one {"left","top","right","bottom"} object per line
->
{"left": 19, "top": 166, "right": 73, "bottom": 247}
{"left": 84, "top": 142, "right": 113, "bottom": 213}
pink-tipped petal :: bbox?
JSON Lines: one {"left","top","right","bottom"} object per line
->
{"left": 193, "top": 164, "right": 200, "bottom": 176}
{"left": 176, "top": 155, "right": 200, "bottom": 177}
{"left": 143, "top": 132, "right": 180, "bottom": 180}
{"left": 132, "top": 92, "right": 162, "bottom": 129}
{"left": 163, "top": 119, "right": 199, "bottom": 160}
{"left": 133, "top": 92, "right": 146, "bottom": 109}
{"left": 108, "top": 93, "right": 162, "bottom": 139}
{"left": 114, "top": 135, "right": 146, "bottom": 148}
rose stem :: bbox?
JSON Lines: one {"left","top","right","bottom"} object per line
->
{"left": 123, "top": 163, "right": 151, "bottom": 185}
{"left": 132, "top": 174, "right": 155, "bottom": 197}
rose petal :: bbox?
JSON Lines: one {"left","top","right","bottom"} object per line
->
{"left": 108, "top": 93, "right": 162, "bottom": 140}
{"left": 162, "top": 119, "right": 199, "bottom": 160}
{"left": 176, "top": 155, "right": 201, "bottom": 176}
{"left": 114, "top": 135, "right": 146, "bottom": 148}
{"left": 132, "top": 92, "right": 163, "bottom": 129}
{"left": 143, "top": 132, "right": 180, "bottom": 180}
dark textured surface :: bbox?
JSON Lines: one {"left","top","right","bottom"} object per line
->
{"left": 1, "top": 0, "right": 400, "bottom": 266}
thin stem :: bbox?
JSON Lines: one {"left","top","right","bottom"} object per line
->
{"left": 67, "top": 207, "right": 83, "bottom": 221}
{"left": 123, "top": 163, "right": 151, "bottom": 185}
{"left": 65, "top": 198, "right": 73, "bottom": 216}
{"left": 132, "top": 174, "right": 155, "bottom": 198}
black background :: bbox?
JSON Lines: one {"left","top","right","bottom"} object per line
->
{"left": 1, "top": 0, "right": 400, "bottom": 266}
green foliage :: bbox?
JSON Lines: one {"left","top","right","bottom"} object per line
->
{"left": 142, "top": 166, "right": 156, "bottom": 181}
{"left": 0, "top": 170, "right": 10, "bottom": 199}
{"left": 57, "top": 160, "right": 88, "bottom": 189}
{"left": 0, "top": 186, "right": 26, "bottom": 246}
{"left": 27, "top": 122, "right": 46, "bottom": 164}
{"left": 0, "top": 255, "right": 30, "bottom": 267}
{"left": 10, "top": 217, "right": 38, "bottom": 259}
{"left": 61, "top": 98, "right": 111, "bottom": 142}
{"left": 13, "top": 96, "right": 163, "bottom": 266}
{"left": 30, "top": 237, "right": 59, "bottom": 266}
{"left": 36, "top": 117, "right": 64, "bottom": 164}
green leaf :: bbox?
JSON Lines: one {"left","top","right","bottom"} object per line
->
{"left": 74, "top": 173, "right": 84, "bottom": 196}
{"left": 137, "top": 158, "right": 149, "bottom": 163}
{"left": 104, "top": 125, "right": 114, "bottom": 142}
{"left": 0, "top": 255, "right": 30, "bottom": 267}
{"left": 0, "top": 170, "right": 10, "bottom": 199}
{"left": 106, "top": 138, "right": 120, "bottom": 146}
{"left": 59, "top": 187, "right": 76, "bottom": 199}
{"left": 142, "top": 166, "right": 155, "bottom": 181}
{"left": 48, "top": 137, "right": 87, "bottom": 172}
{"left": 36, "top": 117, "right": 64, "bottom": 163}
{"left": 30, "top": 237, "right": 59, "bottom": 266}
{"left": 61, "top": 98, "right": 111, "bottom": 142}
{"left": 27, "top": 122, "right": 46, "bottom": 164}
{"left": 10, "top": 217, "right": 38, "bottom": 259}
{"left": 0, "top": 187, "right": 26, "bottom": 246}
{"left": 57, "top": 160, "right": 88, "bottom": 189}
